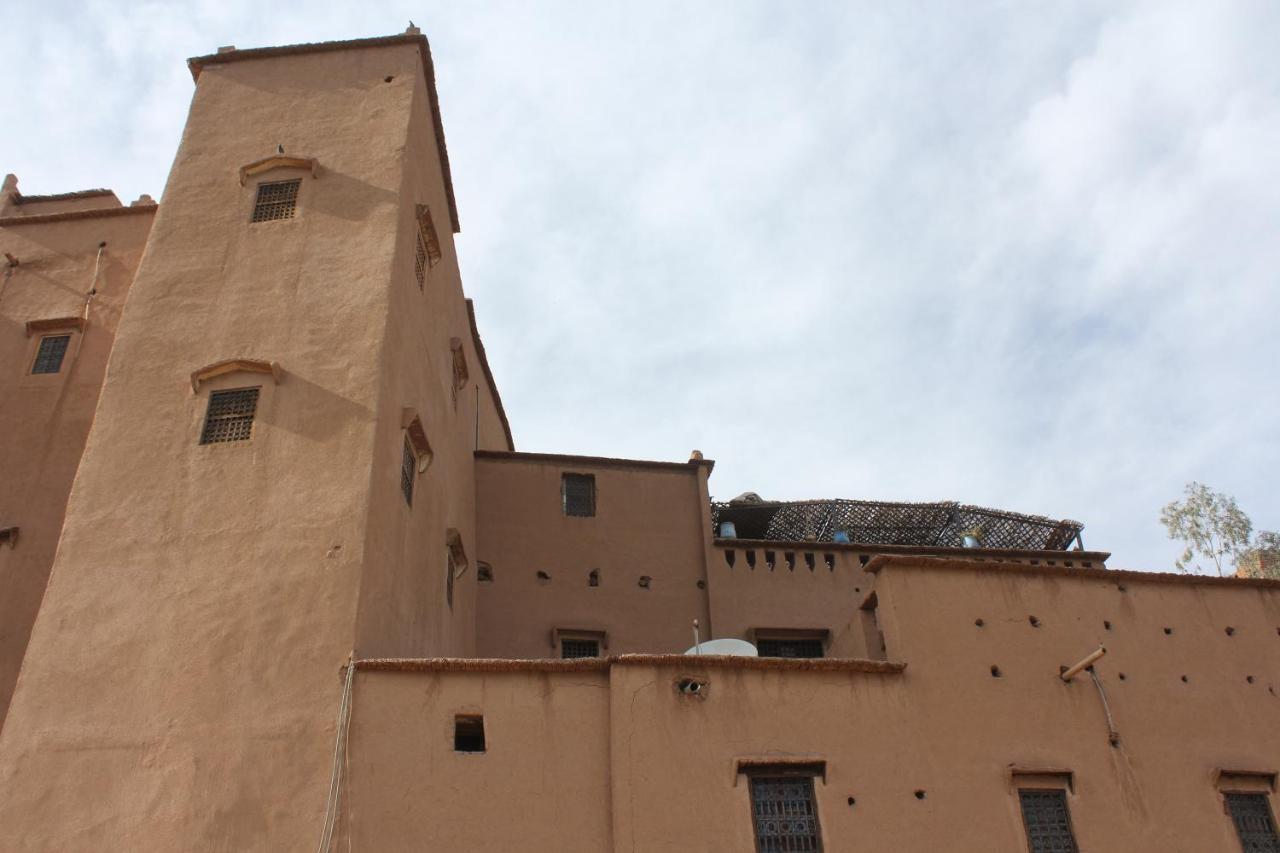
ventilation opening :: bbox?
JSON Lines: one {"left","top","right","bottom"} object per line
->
{"left": 477, "top": 563, "right": 493, "bottom": 583}
{"left": 454, "top": 715, "right": 485, "bottom": 752}
{"left": 990, "top": 665, "right": 1002, "bottom": 678}
{"left": 588, "top": 569, "right": 600, "bottom": 587}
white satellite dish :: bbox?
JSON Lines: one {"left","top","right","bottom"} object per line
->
{"left": 683, "top": 638, "right": 758, "bottom": 656}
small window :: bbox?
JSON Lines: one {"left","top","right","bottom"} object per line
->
{"left": 454, "top": 715, "right": 485, "bottom": 752}
{"left": 31, "top": 334, "right": 71, "bottom": 374}
{"left": 400, "top": 436, "right": 415, "bottom": 506}
{"left": 414, "top": 204, "right": 442, "bottom": 288}
{"left": 562, "top": 473, "right": 595, "bottom": 517}
{"left": 1227, "top": 793, "right": 1280, "bottom": 851}
{"left": 1018, "top": 789, "right": 1079, "bottom": 853}
{"left": 757, "top": 637, "right": 825, "bottom": 659}
{"left": 561, "top": 638, "right": 600, "bottom": 659}
{"left": 251, "top": 179, "right": 301, "bottom": 222}
{"left": 199, "top": 388, "right": 259, "bottom": 445}
{"left": 749, "top": 774, "right": 823, "bottom": 851}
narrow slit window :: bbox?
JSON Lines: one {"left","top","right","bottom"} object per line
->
{"left": 1018, "top": 789, "right": 1079, "bottom": 853}
{"left": 400, "top": 436, "right": 415, "bottom": 506}
{"left": 251, "top": 179, "right": 301, "bottom": 222}
{"left": 749, "top": 774, "right": 823, "bottom": 851}
{"left": 199, "top": 388, "right": 259, "bottom": 445}
{"left": 31, "top": 334, "right": 71, "bottom": 374}
{"left": 1226, "top": 792, "right": 1280, "bottom": 851}
{"left": 562, "top": 473, "right": 595, "bottom": 517}
{"left": 454, "top": 715, "right": 485, "bottom": 752}
{"left": 561, "top": 638, "right": 600, "bottom": 659}
{"left": 757, "top": 637, "right": 825, "bottom": 659}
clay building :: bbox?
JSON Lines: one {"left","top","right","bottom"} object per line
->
{"left": 0, "top": 29, "right": 1277, "bottom": 853}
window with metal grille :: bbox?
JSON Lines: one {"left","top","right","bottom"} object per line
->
{"left": 561, "top": 638, "right": 600, "bottom": 659}
{"left": 413, "top": 205, "right": 441, "bottom": 288}
{"left": 749, "top": 774, "right": 823, "bottom": 852}
{"left": 1227, "top": 793, "right": 1280, "bottom": 852}
{"left": 199, "top": 388, "right": 259, "bottom": 445}
{"left": 251, "top": 179, "right": 300, "bottom": 222}
{"left": 757, "top": 638, "right": 825, "bottom": 659}
{"left": 1018, "top": 789, "right": 1079, "bottom": 853}
{"left": 454, "top": 715, "right": 485, "bottom": 752}
{"left": 31, "top": 334, "right": 71, "bottom": 374}
{"left": 562, "top": 473, "right": 595, "bottom": 517}
{"left": 400, "top": 436, "right": 415, "bottom": 506}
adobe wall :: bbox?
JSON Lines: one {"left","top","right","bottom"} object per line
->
{"left": 0, "top": 203, "right": 154, "bottom": 729}
{"left": 339, "top": 562, "right": 1280, "bottom": 852}
{"left": 474, "top": 453, "right": 713, "bottom": 656}
{"left": 0, "top": 40, "right": 446, "bottom": 850}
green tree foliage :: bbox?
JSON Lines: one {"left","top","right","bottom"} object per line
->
{"left": 1160, "top": 482, "right": 1277, "bottom": 577}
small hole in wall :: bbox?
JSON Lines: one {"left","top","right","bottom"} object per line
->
{"left": 1164, "top": 627, "right": 1173, "bottom": 635}
{"left": 1028, "top": 616, "right": 1041, "bottom": 628}
{"left": 1225, "top": 626, "right": 1235, "bottom": 636}
{"left": 1064, "top": 561, "right": 1074, "bottom": 568}
{"left": 804, "top": 553, "right": 816, "bottom": 571}
{"left": 1104, "top": 620, "right": 1112, "bottom": 630}
{"left": 990, "top": 665, "right": 1002, "bottom": 678}
{"left": 1118, "top": 584, "right": 1127, "bottom": 593}
{"left": 847, "top": 796, "right": 856, "bottom": 806}
{"left": 1247, "top": 675, "right": 1255, "bottom": 684}
{"left": 765, "top": 550, "right": 776, "bottom": 569}
{"left": 696, "top": 579, "right": 706, "bottom": 589}
{"left": 914, "top": 790, "right": 926, "bottom": 800}
{"left": 1180, "top": 675, "right": 1189, "bottom": 683}
{"left": 725, "top": 550, "right": 736, "bottom": 567}
{"left": 638, "top": 575, "right": 651, "bottom": 589}
{"left": 859, "top": 554, "right": 870, "bottom": 566}
{"left": 588, "top": 569, "right": 599, "bottom": 587}
{"left": 785, "top": 551, "right": 795, "bottom": 570}
{"left": 477, "top": 563, "right": 493, "bottom": 583}
{"left": 975, "top": 618, "right": 985, "bottom": 627}
{"left": 746, "top": 551, "right": 756, "bottom": 569}
{"left": 824, "top": 553, "right": 835, "bottom": 570}
{"left": 384, "top": 75, "right": 394, "bottom": 82}
{"left": 854, "top": 587, "right": 861, "bottom": 593}
{"left": 454, "top": 715, "right": 485, "bottom": 752}
{"left": 536, "top": 570, "right": 551, "bottom": 581}
{"left": 1118, "top": 673, "right": 1127, "bottom": 681}
{"left": 1083, "top": 561, "right": 1093, "bottom": 568}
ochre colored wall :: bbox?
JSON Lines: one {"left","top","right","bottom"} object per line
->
{"left": 0, "top": 40, "right": 469, "bottom": 851}
{"left": 0, "top": 204, "right": 153, "bottom": 730}
{"left": 475, "top": 454, "right": 713, "bottom": 657}
{"left": 339, "top": 562, "right": 1280, "bottom": 852}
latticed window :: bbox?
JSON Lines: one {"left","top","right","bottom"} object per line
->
{"left": 401, "top": 436, "right": 416, "bottom": 506}
{"left": 251, "top": 179, "right": 300, "bottom": 222}
{"left": 414, "top": 204, "right": 441, "bottom": 288}
{"left": 31, "top": 334, "right": 71, "bottom": 374}
{"left": 1018, "top": 789, "right": 1079, "bottom": 853}
{"left": 199, "top": 388, "right": 259, "bottom": 445}
{"left": 562, "top": 473, "right": 595, "bottom": 517}
{"left": 749, "top": 775, "right": 823, "bottom": 852}
{"left": 757, "top": 638, "right": 825, "bottom": 659}
{"left": 1227, "top": 793, "right": 1280, "bottom": 852}
{"left": 561, "top": 638, "right": 599, "bottom": 659}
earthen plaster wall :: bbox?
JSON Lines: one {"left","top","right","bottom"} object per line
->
{"left": 0, "top": 42, "right": 451, "bottom": 850}
{"left": 341, "top": 562, "right": 1280, "bottom": 852}
{"left": 0, "top": 205, "right": 153, "bottom": 728}
{"left": 475, "top": 454, "right": 713, "bottom": 657}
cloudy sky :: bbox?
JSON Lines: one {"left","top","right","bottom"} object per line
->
{"left": 4, "top": 1, "right": 1277, "bottom": 571}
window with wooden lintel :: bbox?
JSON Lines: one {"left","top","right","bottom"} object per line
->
{"left": 1017, "top": 789, "right": 1079, "bottom": 853}
{"left": 200, "top": 388, "right": 259, "bottom": 445}
{"left": 414, "top": 204, "right": 442, "bottom": 288}
{"left": 562, "top": 473, "right": 595, "bottom": 517}
{"left": 553, "top": 628, "right": 606, "bottom": 659}
{"left": 742, "top": 763, "right": 825, "bottom": 852}
{"left": 251, "top": 179, "right": 300, "bottom": 222}
{"left": 1217, "top": 770, "right": 1280, "bottom": 851}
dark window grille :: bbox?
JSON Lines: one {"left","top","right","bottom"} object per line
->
{"left": 251, "top": 179, "right": 300, "bottom": 222}
{"left": 401, "top": 437, "right": 415, "bottom": 506}
{"left": 199, "top": 388, "right": 259, "bottom": 445}
{"left": 561, "top": 638, "right": 600, "bottom": 659}
{"left": 414, "top": 231, "right": 427, "bottom": 289}
{"left": 563, "top": 473, "right": 595, "bottom": 517}
{"left": 454, "top": 715, "right": 485, "bottom": 752}
{"left": 413, "top": 205, "right": 441, "bottom": 289}
{"left": 1227, "top": 793, "right": 1280, "bottom": 852}
{"left": 1018, "top": 789, "right": 1079, "bottom": 853}
{"left": 31, "top": 334, "right": 71, "bottom": 374}
{"left": 749, "top": 775, "right": 823, "bottom": 852}
{"left": 757, "top": 638, "right": 825, "bottom": 659}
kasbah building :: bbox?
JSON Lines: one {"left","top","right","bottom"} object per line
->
{"left": 0, "top": 26, "right": 1276, "bottom": 853}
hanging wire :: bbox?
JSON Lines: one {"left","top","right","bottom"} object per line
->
{"left": 316, "top": 656, "right": 357, "bottom": 853}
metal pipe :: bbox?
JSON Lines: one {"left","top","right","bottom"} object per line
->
{"left": 692, "top": 619, "right": 701, "bottom": 654}
{"left": 1060, "top": 646, "right": 1106, "bottom": 682}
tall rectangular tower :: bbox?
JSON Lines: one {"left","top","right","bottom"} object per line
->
{"left": 0, "top": 32, "right": 510, "bottom": 850}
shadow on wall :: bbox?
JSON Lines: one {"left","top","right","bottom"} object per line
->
{"left": 260, "top": 369, "right": 373, "bottom": 443}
